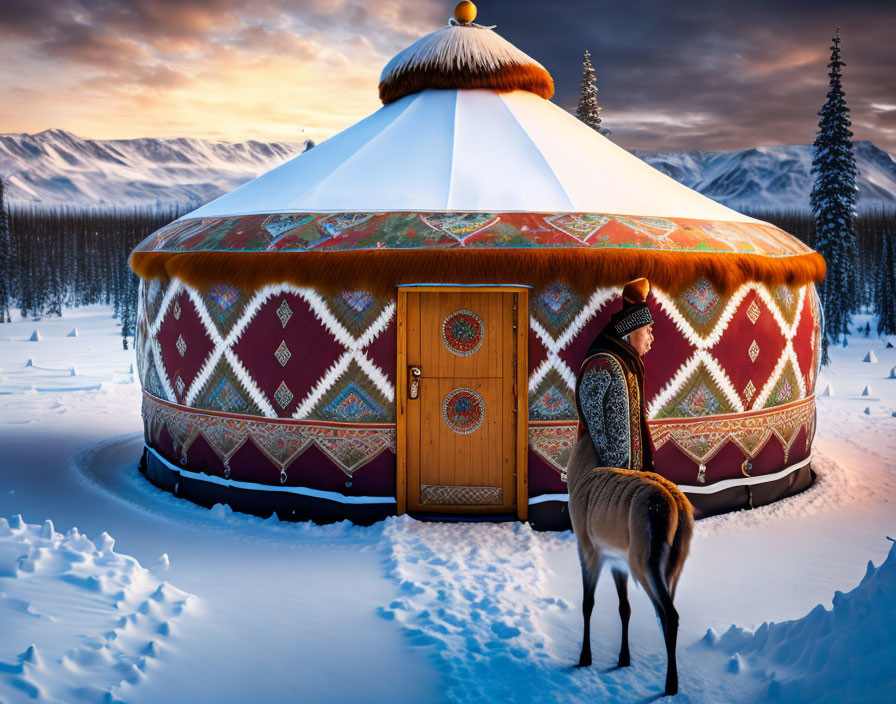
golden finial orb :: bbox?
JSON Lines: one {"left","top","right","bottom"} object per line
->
{"left": 454, "top": 1, "right": 477, "bottom": 23}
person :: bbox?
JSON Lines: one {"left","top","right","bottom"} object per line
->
{"left": 573, "top": 277, "right": 656, "bottom": 473}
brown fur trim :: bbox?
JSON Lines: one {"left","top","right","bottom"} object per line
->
{"left": 129, "top": 248, "right": 826, "bottom": 299}
{"left": 379, "top": 62, "right": 554, "bottom": 104}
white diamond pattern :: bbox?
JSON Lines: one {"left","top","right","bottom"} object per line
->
{"left": 648, "top": 284, "right": 809, "bottom": 415}
{"left": 273, "top": 381, "right": 294, "bottom": 409}
{"left": 143, "top": 279, "right": 396, "bottom": 418}
{"left": 142, "top": 278, "right": 814, "bottom": 421}
{"left": 747, "top": 300, "right": 761, "bottom": 324}
{"left": 176, "top": 334, "right": 187, "bottom": 357}
{"left": 277, "top": 299, "right": 293, "bottom": 328}
{"left": 173, "top": 300, "right": 181, "bottom": 320}
{"left": 528, "top": 287, "right": 617, "bottom": 394}
{"left": 748, "top": 340, "right": 760, "bottom": 363}
{"left": 274, "top": 340, "right": 291, "bottom": 367}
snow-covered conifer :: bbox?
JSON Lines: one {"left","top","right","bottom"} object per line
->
{"left": 811, "top": 29, "right": 858, "bottom": 362}
{"left": 877, "top": 230, "right": 896, "bottom": 335}
{"left": 0, "top": 178, "right": 11, "bottom": 322}
{"left": 576, "top": 51, "right": 610, "bottom": 137}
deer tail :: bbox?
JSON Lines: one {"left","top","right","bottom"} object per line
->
{"left": 644, "top": 473, "right": 694, "bottom": 596}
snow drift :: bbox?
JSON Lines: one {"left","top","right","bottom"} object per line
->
{"left": 705, "top": 538, "right": 896, "bottom": 703}
{"left": 0, "top": 514, "right": 194, "bottom": 703}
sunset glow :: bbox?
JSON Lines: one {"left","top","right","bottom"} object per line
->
{"left": 1, "top": 0, "right": 894, "bottom": 151}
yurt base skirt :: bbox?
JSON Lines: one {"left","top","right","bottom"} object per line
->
{"left": 140, "top": 448, "right": 395, "bottom": 526}
{"left": 139, "top": 447, "right": 815, "bottom": 530}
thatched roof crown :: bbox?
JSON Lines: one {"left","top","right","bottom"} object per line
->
{"left": 378, "top": 20, "right": 554, "bottom": 104}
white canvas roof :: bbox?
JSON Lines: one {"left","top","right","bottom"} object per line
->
{"left": 187, "top": 88, "right": 759, "bottom": 224}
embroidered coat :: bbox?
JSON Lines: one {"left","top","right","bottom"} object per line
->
{"left": 574, "top": 327, "right": 655, "bottom": 472}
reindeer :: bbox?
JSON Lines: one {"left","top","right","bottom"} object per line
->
{"left": 567, "top": 435, "right": 694, "bottom": 696}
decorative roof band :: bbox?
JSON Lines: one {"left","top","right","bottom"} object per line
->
{"left": 132, "top": 211, "right": 814, "bottom": 258}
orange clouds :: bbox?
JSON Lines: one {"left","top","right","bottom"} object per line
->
{"left": 0, "top": 0, "right": 442, "bottom": 142}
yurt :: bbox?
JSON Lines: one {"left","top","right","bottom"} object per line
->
{"left": 130, "top": 4, "right": 825, "bottom": 528}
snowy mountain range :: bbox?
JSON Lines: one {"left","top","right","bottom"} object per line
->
{"left": 632, "top": 141, "right": 896, "bottom": 213}
{"left": 1, "top": 128, "right": 895, "bottom": 213}
{"left": 0, "top": 129, "right": 311, "bottom": 211}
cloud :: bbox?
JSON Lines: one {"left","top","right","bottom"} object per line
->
{"left": 0, "top": 0, "right": 893, "bottom": 153}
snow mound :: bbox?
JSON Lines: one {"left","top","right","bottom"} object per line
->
{"left": 0, "top": 514, "right": 194, "bottom": 703}
{"left": 708, "top": 539, "right": 896, "bottom": 704}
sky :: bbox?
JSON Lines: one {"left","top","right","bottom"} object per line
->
{"left": 1, "top": 0, "right": 894, "bottom": 152}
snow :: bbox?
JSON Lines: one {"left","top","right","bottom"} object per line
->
{"left": 0, "top": 130, "right": 310, "bottom": 210}
{"left": 706, "top": 540, "right": 896, "bottom": 704}
{"left": 632, "top": 141, "right": 896, "bottom": 212}
{"left": 0, "top": 515, "right": 193, "bottom": 703}
{"left": 3, "top": 129, "right": 894, "bottom": 214}
{"left": 0, "top": 306, "right": 894, "bottom": 702}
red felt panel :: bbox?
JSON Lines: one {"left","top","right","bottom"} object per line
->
{"left": 751, "top": 433, "right": 787, "bottom": 478}
{"left": 556, "top": 305, "right": 614, "bottom": 377}
{"left": 227, "top": 437, "right": 284, "bottom": 485}
{"left": 528, "top": 328, "right": 548, "bottom": 374}
{"left": 705, "top": 442, "right": 751, "bottom": 483}
{"left": 710, "top": 291, "right": 785, "bottom": 407}
{"left": 787, "top": 425, "right": 812, "bottom": 466}
{"left": 653, "top": 441, "right": 699, "bottom": 485}
{"left": 641, "top": 296, "right": 697, "bottom": 404}
{"left": 284, "top": 443, "right": 395, "bottom": 496}
{"left": 153, "top": 424, "right": 175, "bottom": 464}
{"left": 231, "top": 293, "right": 346, "bottom": 417}
{"left": 184, "top": 433, "right": 226, "bottom": 478}
{"left": 363, "top": 317, "right": 397, "bottom": 384}
{"left": 792, "top": 296, "right": 819, "bottom": 392}
{"left": 527, "top": 450, "right": 568, "bottom": 495}
{"left": 156, "top": 291, "right": 215, "bottom": 403}
{"left": 336, "top": 449, "right": 395, "bottom": 497}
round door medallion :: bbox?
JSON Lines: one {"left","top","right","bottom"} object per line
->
{"left": 441, "top": 388, "right": 485, "bottom": 435}
{"left": 441, "top": 309, "right": 484, "bottom": 357}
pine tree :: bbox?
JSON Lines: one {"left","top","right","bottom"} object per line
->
{"left": 0, "top": 178, "right": 11, "bottom": 322}
{"left": 810, "top": 29, "right": 858, "bottom": 363}
{"left": 576, "top": 50, "right": 610, "bottom": 137}
{"left": 877, "top": 230, "right": 896, "bottom": 335}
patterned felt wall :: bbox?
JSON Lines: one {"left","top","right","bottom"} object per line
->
{"left": 136, "top": 276, "right": 820, "bottom": 492}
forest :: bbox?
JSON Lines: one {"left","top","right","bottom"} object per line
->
{"left": 0, "top": 199, "right": 894, "bottom": 345}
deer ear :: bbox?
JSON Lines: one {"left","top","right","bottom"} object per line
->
{"left": 622, "top": 278, "right": 650, "bottom": 304}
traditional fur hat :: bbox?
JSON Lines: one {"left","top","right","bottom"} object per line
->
{"left": 610, "top": 277, "right": 654, "bottom": 337}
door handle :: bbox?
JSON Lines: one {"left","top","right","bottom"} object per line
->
{"left": 408, "top": 366, "right": 422, "bottom": 399}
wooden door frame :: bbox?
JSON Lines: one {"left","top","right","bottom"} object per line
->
{"left": 395, "top": 285, "right": 529, "bottom": 521}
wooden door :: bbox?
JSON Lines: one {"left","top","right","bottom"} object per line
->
{"left": 397, "top": 287, "right": 528, "bottom": 518}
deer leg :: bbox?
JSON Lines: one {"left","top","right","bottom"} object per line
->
{"left": 646, "top": 556, "right": 679, "bottom": 696}
{"left": 577, "top": 542, "right": 600, "bottom": 667}
{"left": 612, "top": 568, "right": 631, "bottom": 667}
